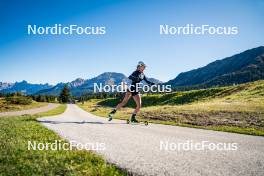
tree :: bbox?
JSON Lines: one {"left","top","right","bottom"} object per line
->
{"left": 59, "top": 85, "right": 71, "bottom": 103}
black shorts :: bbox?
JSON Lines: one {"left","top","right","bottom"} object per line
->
{"left": 127, "top": 85, "right": 139, "bottom": 96}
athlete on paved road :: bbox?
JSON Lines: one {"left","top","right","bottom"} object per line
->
{"left": 108, "top": 61, "right": 155, "bottom": 122}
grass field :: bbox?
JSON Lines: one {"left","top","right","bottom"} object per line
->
{"left": 78, "top": 80, "right": 264, "bottom": 136}
{"left": 0, "top": 104, "right": 126, "bottom": 176}
{"left": 0, "top": 97, "right": 48, "bottom": 112}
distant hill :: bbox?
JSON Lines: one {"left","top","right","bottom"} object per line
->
{"left": 0, "top": 81, "right": 52, "bottom": 95}
{"left": 35, "top": 72, "right": 162, "bottom": 96}
{"left": 71, "top": 72, "right": 130, "bottom": 96}
{"left": 144, "top": 78, "right": 163, "bottom": 85}
{"left": 166, "top": 46, "right": 264, "bottom": 88}
{"left": 0, "top": 82, "right": 14, "bottom": 91}
{"left": 5, "top": 46, "right": 261, "bottom": 95}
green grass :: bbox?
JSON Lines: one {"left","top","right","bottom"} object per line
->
{"left": 0, "top": 98, "right": 48, "bottom": 112}
{"left": 0, "top": 104, "right": 126, "bottom": 176}
{"left": 98, "top": 80, "right": 264, "bottom": 107}
{"left": 78, "top": 80, "right": 264, "bottom": 136}
{"left": 34, "top": 104, "right": 67, "bottom": 117}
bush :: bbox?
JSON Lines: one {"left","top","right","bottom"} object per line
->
{"left": 31, "top": 95, "right": 56, "bottom": 103}
{"left": 5, "top": 96, "right": 32, "bottom": 105}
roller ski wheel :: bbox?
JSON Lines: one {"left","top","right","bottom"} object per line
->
{"left": 126, "top": 119, "right": 149, "bottom": 126}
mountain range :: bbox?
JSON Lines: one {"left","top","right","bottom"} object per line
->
{"left": 1, "top": 46, "right": 263, "bottom": 96}
{"left": 166, "top": 46, "right": 264, "bottom": 88}
{"left": 0, "top": 81, "right": 52, "bottom": 95}
{"left": 0, "top": 72, "right": 162, "bottom": 96}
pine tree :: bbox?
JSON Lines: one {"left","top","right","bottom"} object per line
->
{"left": 59, "top": 85, "right": 71, "bottom": 103}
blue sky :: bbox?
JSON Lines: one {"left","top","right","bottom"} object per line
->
{"left": 0, "top": 0, "right": 264, "bottom": 84}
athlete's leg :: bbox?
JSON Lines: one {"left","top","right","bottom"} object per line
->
{"left": 108, "top": 91, "right": 132, "bottom": 120}
{"left": 130, "top": 94, "right": 141, "bottom": 122}
{"left": 132, "top": 94, "right": 141, "bottom": 114}
{"left": 115, "top": 91, "right": 132, "bottom": 110}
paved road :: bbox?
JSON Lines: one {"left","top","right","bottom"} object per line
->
{"left": 38, "top": 104, "right": 264, "bottom": 176}
{"left": 0, "top": 103, "right": 59, "bottom": 117}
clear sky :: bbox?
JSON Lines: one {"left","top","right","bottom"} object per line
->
{"left": 0, "top": 0, "right": 263, "bottom": 85}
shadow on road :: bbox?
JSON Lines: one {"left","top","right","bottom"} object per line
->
{"left": 37, "top": 120, "right": 126, "bottom": 125}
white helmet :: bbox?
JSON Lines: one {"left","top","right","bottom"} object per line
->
{"left": 137, "top": 61, "right": 146, "bottom": 67}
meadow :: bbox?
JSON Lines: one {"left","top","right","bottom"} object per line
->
{"left": 78, "top": 80, "right": 264, "bottom": 136}
{"left": 0, "top": 104, "right": 126, "bottom": 176}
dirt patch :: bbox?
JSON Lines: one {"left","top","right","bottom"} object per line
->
{"left": 140, "top": 111, "right": 264, "bottom": 130}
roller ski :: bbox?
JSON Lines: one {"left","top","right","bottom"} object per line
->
{"left": 126, "top": 119, "right": 149, "bottom": 126}
{"left": 126, "top": 113, "right": 148, "bottom": 126}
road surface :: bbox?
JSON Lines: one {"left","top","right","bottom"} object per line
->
{"left": 38, "top": 104, "right": 264, "bottom": 176}
{"left": 0, "top": 103, "right": 59, "bottom": 117}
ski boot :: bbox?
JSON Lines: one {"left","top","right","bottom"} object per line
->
{"left": 108, "top": 109, "right": 116, "bottom": 121}
{"left": 130, "top": 113, "right": 139, "bottom": 123}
